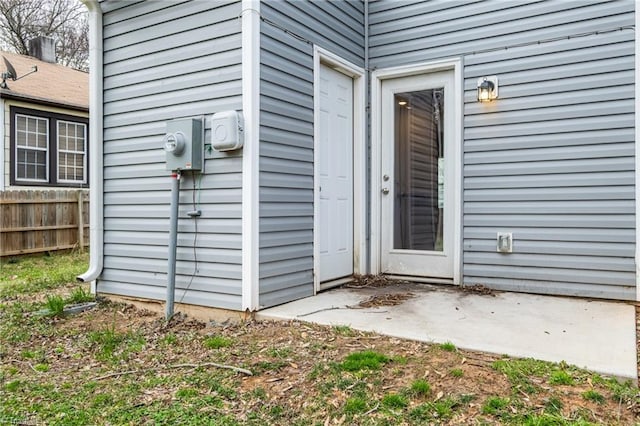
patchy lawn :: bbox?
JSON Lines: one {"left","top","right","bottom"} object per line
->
{"left": 0, "top": 253, "right": 639, "bottom": 425}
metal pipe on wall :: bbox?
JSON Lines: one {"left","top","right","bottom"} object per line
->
{"left": 166, "top": 171, "right": 181, "bottom": 320}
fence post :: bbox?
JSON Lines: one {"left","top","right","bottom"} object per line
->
{"left": 77, "top": 190, "right": 84, "bottom": 252}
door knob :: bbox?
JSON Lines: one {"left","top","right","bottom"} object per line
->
{"left": 382, "top": 188, "right": 389, "bottom": 194}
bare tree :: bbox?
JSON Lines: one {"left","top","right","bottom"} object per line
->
{"left": 0, "top": 0, "right": 88, "bottom": 71}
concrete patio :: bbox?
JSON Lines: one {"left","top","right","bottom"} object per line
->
{"left": 257, "top": 282, "right": 638, "bottom": 380}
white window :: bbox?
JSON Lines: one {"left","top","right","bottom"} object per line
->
{"left": 57, "top": 121, "right": 87, "bottom": 183}
{"left": 11, "top": 107, "right": 88, "bottom": 187}
{"left": 15, "top": 114, "right": 49, "bottom": 182}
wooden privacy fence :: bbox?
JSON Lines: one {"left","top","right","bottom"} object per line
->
{"left": 0, "top": 190, "right": 89, "bottom": 257}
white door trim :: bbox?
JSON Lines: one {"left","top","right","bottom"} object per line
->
{"left": 371, "top": 58, "right": 463, "bottom": 285}
{"left": 313, "top": 46, "right": 366, "bottom": 293}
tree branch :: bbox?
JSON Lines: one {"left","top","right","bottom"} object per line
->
{"left": 92, "top": 362, "right": 253, "bottom": 381}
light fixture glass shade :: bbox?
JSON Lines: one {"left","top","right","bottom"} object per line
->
{"left": 477, "top": 76, "right": 498, "bottom": 102}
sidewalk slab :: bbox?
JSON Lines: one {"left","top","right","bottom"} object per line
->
{"left": 257, "top": 283, "right": 637, "bottom": 380}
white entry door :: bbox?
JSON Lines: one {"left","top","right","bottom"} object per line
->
{"left": 318, "top": 64, "right": 354, "bottom": 282}
{"left": 380, "top": 71, "right": 455, "bottom": 279}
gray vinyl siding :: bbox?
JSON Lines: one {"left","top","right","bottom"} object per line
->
{"left": 100, "top": 0, "right": 244, "bottom": 310}
{"left": 258, "top": 0, "right": 365, "bottom": 308}
{"left": 370, "top": 0, "right": 636, "bottom": 299}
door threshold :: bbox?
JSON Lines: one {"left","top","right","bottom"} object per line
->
{"left": 385, "top": 274, "right": 455, "bottom": 285}
{"left": 319, "top": 276, "right": 353, "bottom": 292}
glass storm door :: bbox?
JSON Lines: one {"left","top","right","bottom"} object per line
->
{"left": 380, "top": 71, "right": 455, "bottom": 279}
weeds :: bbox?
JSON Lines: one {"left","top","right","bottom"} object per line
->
{"left": 333, "top": 325, "right": 355, "bottom": 336}
{"left": 582, "top": 389, "right": 605, "bottom": 404}
{"left": 340, "top": 350, "right": 390, "bottom": 372}
{"left": 267, "top": 347, "right": 292, "bottom": 358}
{"left": 343, "top": 397, "right": 368, "bottom": 414}
{"left": 66, "top": 287, "right": 94, "bottom": 304}
{"left": 87, "top": 324, "right": 145, "bottom": 363}
{"left": 204, "top": 335, "right": 233, "bottom": 349}
{"left": 482, "top": 396, "right": 510, "bottom": 416}
{"left": 381, "top": 392, "right": 408, "bottom": 409}
{"left": 410, "top": 397, "right": 459, "bottom": 422}
{"left": 439, "top": 341, "right": 457, "bottom": 352}
{"left": 450, "top": 368, "right": 464, "bottom": 377}
{"left": 544, "top": 396, "right": 564, "bottom": 413}
{"left": 88, "top": 326, "right": 124, "bottom": 360}
{"left": 549, "top": 370, "right": 574, "bottom": 385}
{"left": 45, "top": 295, "right": 65, "bottom": 317}
{"left": 409, "top": 379, "right": 431, "bottom": 397}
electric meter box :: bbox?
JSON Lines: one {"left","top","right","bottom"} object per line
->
{"left": 163, "top": 118, "right": 203, "bottom": 171}
{"left": 211, "top": 111, "right": 244, "bottom": 151}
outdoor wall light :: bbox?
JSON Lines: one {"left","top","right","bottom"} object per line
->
{"left": 477, "top": 75, "right": 498, "bottom": 102}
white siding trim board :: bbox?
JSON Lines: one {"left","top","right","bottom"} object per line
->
{"left": 241, "top": 0, "right": 260, "bottom": 312}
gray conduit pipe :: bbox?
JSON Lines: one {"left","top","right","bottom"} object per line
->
{"left": 166, "top": 171, "right": 181, "bottom": 320}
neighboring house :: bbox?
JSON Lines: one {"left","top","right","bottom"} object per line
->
{"left": 79, "top": 0, "right": 638, "bottom": 313}
{"left": 0, "top": 38, "right": 89, "bottom": 190}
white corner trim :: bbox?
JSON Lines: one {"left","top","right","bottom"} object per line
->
{"left": 77, "top": 0, "right": 103, "bottom": 285}
{"left": 635, "top": 2, "right": 639, "bottom": 302}
{"left": 370, "top": 58, "right": 463, "bottom": 283}
{"left": 241, "top": 0, "right": 260, "bottom": 311}
{"left": 312, "top": 46, "right": 366, "bottom": 293}
{"left": 0, "top": 98, "right": 5, "bottom": 191}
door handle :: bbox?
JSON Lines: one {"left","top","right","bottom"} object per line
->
{"left": 382, "top": 188, "right": 389, "bottom": 194}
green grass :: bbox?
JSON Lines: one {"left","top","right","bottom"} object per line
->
{"left": 582, "top": 389, "right": 605, "bottom": 404}
{"left": 88, "top": 327, "right": 126, "bottom": 360}
{"left": 492, "top": 357, "right": 576, "bottom": 394}
{"left": 175, "top": 388, "right": 199, "bottom": 399}
{"left": 267, "top": 347, "right": 292, "bottom": 358}
{"left": 332, "top": 325, "right": 355, "bottom": 336}
{"left": 4, "top": 380, "right": 20, "bottom": 392}
{"left": 549, "top": 370, "right": 574, "bottom": 386}
{"left": 66, "top": 286, "right": 94, "bottom": 304}
{"left": 204, "top": 335, "right": 233, "bottom": 349}
{"left": 381, "top": 392, "right": 408, "bottom": 409}
{"left": 544, "top": 396, "right": 564, "bottom": 414}
{"left": 45, "top": 294, "right": 65, "bottom": 317}
{"left": 87, "top": 325, "right": 145, "bottom": 363}
{"left": 339, "top": 350, "right": 390, "bottom": 372}
{"left": 439, "top": 341, "right": 457, "bottom": 352}
{"left": 343, "top": 397, "right": 368, "bottom": 414}
{"left": 160, "top": 333, "right": 178, "bottom": 345}
{"left": 409, "top": 397, "right": 460, "bottom": 422}
{"left": 409, "top": 379, "right": 431, "bottom": 396}
{"left": 0, "top": 251, "right": 89, "bottom": 298}
{"left": 482, "top": 396, "right": 510, "bottom": 416}
{"left": 33, "top": 363, "right": 49, "bottom": 372}
{"left": 598, "top": 377, "right": 638, "bottom": 405}
{"left": 450, "top": 368, "right": 464, "bottom": 377}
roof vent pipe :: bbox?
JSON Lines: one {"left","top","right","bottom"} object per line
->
{"left": 28, "top": 36, "right": 57, "bottom": 63}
